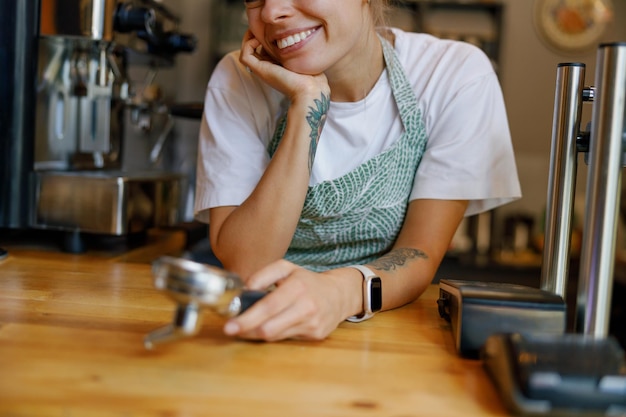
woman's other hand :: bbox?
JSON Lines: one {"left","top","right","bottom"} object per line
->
{"left": 223, "top": 259, "right": 361, "bottom": 341}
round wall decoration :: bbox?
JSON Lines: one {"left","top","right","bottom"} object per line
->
{"left": 533, "top": 0, "right": 614, "bottom": 53}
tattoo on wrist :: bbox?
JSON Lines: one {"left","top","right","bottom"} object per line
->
{"left": 369, "top": 248, "right": 429, "bottom": 271}
{"left": 306, "top": 93, "right": 330, "bottom": 172}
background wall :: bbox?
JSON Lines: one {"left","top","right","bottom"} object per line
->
{"left": 497, "top": 0, "right": 625, "bottom": 230}
{"left": 150, "top": 0, "right": 625, "bottom": 234}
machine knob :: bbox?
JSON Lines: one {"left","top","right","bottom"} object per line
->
{"left": 113, "top": 4, "right": 156, "bottom": 33}
{"left": 165, "top": 33, "right": 197, "bottom": 53}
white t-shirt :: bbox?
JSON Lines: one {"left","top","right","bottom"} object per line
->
{"left": 194, "top": 28, "right": 521, "bottom": 223}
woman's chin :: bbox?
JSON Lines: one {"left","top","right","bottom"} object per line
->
{"left": 281, "top": 61, "right": 324, "bottom": 76}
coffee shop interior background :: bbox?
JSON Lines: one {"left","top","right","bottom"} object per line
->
{"left": 152, "top": 0, "right": 626, "bottom": 265}
{"left": 3, "top": 0, "right": 623, "bottom": 264}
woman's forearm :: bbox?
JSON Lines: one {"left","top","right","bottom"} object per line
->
{"left": 366, "top": 199, "right": 469, "bottom": 312}
{"left": 368, "top": 247, "right": 440, "bottom": 311}
{"left": 210, "top": 95, "right": 329, "bottom": 277}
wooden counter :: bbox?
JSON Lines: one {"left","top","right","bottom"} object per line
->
{"left": 0, "top": 240, "right": 508, "bottom": 417}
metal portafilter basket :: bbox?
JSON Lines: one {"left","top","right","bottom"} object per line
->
{"left": 144, "top": 256, "right": 266, "bottom": 349}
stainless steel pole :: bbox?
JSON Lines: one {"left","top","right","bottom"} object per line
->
{"left": 540, "top": 63, "right": 586, "bottom": 297}
{"left": 576, "top": 43, "right": 626, "bottom": 337}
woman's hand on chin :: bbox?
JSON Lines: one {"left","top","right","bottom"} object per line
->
{"left": 240, "top": 30, "right": 329, "bottom": 104}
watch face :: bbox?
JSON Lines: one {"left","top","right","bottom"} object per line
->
{"left": 371, "top": 277, "right": 383, "bottom": 312}
{"left": 533, "top": 0, "right": 614, "bottom": 53}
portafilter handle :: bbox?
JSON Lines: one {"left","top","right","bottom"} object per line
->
{"left": 144, "top": 303, "right": 201, "bottom": 350}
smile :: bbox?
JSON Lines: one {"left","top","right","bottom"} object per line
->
{"left": 276, "top": 29, "right": 316, "bottom": 50}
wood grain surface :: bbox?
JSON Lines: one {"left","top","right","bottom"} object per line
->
{"left": 0, "top": 239, "right": 508, "bottom": 417}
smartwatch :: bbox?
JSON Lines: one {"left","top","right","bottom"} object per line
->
{"left": 346, "top": 265, "right": 382, "bottom": 322}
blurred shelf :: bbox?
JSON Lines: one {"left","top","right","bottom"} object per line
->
{"left": 389, "top": 0, "right": 504, "bottom": 74}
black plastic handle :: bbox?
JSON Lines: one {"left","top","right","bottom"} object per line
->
{"left": 238, "top": 290, "right": 267, "bottom": 314}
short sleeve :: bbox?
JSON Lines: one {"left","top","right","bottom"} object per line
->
{"left": 194, "top": 53, "right": 284, "bottom": 223}
{"left": 409, "top": 47, "right": 521, "bottom": 216}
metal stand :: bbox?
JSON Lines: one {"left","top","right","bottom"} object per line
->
{"left": 541, "top": 42, "right": 626, "bottom": 337}
{"left": 540, "top": 63, "right": 587, "bottom": 298}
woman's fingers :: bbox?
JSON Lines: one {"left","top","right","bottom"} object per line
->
{"left": 239, "top": 30, "right": 262, "bottom": 68}
{"left": 224, "top": 277, "right": 311, "bottom": 339}
{"left": 228, "top": 301, "right": 315, "bottom": 341}
{"left": 224, "top": 268, "right": 335, "bottom": 341}
{"left": 245, "top": 259, "right": 300, "bottom": 290}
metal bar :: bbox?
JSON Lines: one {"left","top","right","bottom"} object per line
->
{"left": 540, "top": 63, "right": 586, "bottom": 297}
{"left": 576, "top": 42, "right": 626, "bottom": 337}
{"left": 0, "top": 0, "right": 39, "bottom": 228}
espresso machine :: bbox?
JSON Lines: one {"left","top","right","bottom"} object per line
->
{"left": 0, "top": 0, "right": 196, "bottom": 251}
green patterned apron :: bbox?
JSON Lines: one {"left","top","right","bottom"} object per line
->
{"left": 267, "top": 36, "right": 427, "bottom": 271}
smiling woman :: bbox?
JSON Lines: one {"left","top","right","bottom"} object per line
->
{"left": 193, "top": 0, "right": 521, "bottom": 342}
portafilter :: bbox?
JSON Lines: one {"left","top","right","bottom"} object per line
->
{"left": 144, "top": 256, "right": 265, "bottom": 349}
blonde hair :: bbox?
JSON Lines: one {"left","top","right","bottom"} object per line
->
{"left": 369, "top": 0, "right": 390, "bottom": 27}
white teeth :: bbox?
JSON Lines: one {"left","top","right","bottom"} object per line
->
{"left": 277, "top": 29, "right": 314, "bottom": 50}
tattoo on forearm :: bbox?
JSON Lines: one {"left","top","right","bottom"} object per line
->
{"left": 370, "top": 248, "right": 429, "bottom": 271}
{"left": 305, "top": 93, "right": 330, "bottom": 173}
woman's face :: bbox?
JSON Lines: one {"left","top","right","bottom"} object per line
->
{"left": 245, "top": 0, "right": 371, "bottom": 76}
